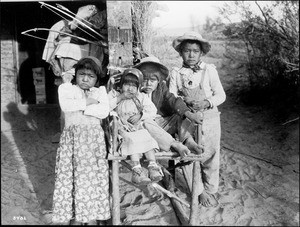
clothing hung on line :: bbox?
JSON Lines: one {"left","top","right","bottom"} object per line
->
{"left": 42, "top": 18, "right": 105, "bottom": 77}
{"left": 52, "top": 83, "right": 110, "bottom": 223}
{"left": 169, "top": 62, "right": 225, "bottom": 195}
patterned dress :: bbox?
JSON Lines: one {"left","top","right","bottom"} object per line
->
{"left": 52, "top": 83, "right": 110, "bottom": 223}
{"left": 108, "top": 90, "right": 159, "bottom": 156}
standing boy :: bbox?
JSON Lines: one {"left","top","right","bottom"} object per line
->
{"left": 169, "top": 31, "right": 226, "bottom": 207}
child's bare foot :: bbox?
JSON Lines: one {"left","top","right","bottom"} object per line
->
{"left": 171, "top": 141, "right": 191, "bottom": 158}
{"left": 198, "top": 191, "right": 218, "bottom": 207}
{"left": 184, "top": 137, "right": 203, "bottom": 154}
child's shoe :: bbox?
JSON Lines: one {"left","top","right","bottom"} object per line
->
{"left": 148, "top": 163, "right": 163, "bottom": 182}
{"left": 131, "top": 166, "right": 151, "bottom": 185}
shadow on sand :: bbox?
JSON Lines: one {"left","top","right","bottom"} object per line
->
{"left": 2, "top": 102, "right": 61, "bottom": 224}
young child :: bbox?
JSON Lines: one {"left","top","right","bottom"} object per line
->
{"left": 108, "top": 68, "right": 163, "bottom": 185}
{"left": 134, "top": 56, "right": 203, "bottom": 156}
{"left": 52, "top": 56, "right": 110, "bottom": 225}
{"left": 169, "top": 31, "right": 226, "bottom": 207}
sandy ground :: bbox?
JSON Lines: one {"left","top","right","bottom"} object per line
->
{"left": 1, "top": 61, "right": 299, "bottom": 225}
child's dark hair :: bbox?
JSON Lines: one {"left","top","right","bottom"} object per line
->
{"left": 119, "top": 68, "right": 143, "bottom": 90}
{"left": 120, "top": 74, "right": 139, "bottom": 88}
{"left": 74, "top": 57, "right": 102, "bottom": 84}
{"left": 179, "top": 40, "right": 202, "bottom": 52}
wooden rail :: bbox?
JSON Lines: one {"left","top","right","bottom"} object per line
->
{"left": 109, "top": 115, "right": 203, "bottom": 225}
{"left": 107, "top": 152, "right": 204, "bottom": 161}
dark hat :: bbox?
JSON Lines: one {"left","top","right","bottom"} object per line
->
{"left": 120, "top": 68, "right": 144, "bottom": 86}
{"left": 133, "top": 56, "right": 169, "bottom": 81}
{"left": 172, "top": 31, "right": 211, "bottom": 55}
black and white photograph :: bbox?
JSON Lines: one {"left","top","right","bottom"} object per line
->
{"left": 1, "top": 0, "right": 299, "bottom": 225}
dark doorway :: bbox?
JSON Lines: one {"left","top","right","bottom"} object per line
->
{"left": 1, "top": 1, "right": 106, "bottom": 104}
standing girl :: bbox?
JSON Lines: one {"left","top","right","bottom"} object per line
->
{"left": 52, "top": 56, "right": 110, "bottom": 225}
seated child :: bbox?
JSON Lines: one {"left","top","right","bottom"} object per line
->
{"left": 108, "top": 68, "right": 163, "bottom": 185}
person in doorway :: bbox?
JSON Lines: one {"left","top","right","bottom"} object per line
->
{"left": 52, "top": 56, "right": 110, "bottom": 225}
{"left": 169, "top": 31, "right": 226, "bottom": 207}
{"left": 133, "top": 56, "right": 204, "bottom": 156}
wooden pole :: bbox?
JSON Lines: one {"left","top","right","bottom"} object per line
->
{"left": 188, "top": 124, "right": 202, "bottom": 225}
{"left": 111, "top": 116, "right": 120, "bottom": 225}
{"left": 107, "top": 153, "right": 204, "bottom": 161}
{"left": 188, "top": 161, "right": 200, "bottom": 225}
{"left": 181, "top": 163, "right": 194, "bottom": 194}
{"left": 169, "top": 194, "right": 190, "bottom": 226}
{"left": 111, "top": 160, "right": 120, "bottom": 225}
{"left": 105, "top": 1, "right": 135, "bottom": 224}
{"left": 151, "top": 182, "right": 190, "bottom": 208}
{"left": 161, "top": 166, "right": 190, "bottom": 226}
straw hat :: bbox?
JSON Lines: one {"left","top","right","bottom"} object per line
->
{"left": 134, "top": 56, "right": 169, "bottom": 81}
{"left": 172, "top": 31, "right": 211, "bottom": 55}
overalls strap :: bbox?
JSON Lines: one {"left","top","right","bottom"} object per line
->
{"left": 199, "top": 70, "right": 205, "bottom": 90}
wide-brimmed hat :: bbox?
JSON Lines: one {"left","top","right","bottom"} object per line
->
{"left": 133, "top": 56, "right": 169, "bottom": 81}
{"left": 172, "top": 31, "right": 211, "bottom": 55}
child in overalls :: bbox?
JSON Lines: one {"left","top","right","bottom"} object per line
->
{"left": 52, "top": 56, "right": 110, "bottom": 225}
{"left": 169, "top": 31, "right": 226, "bottom": 207}
{"left": 108, "top": 68, "right": 163, "bottom": 185}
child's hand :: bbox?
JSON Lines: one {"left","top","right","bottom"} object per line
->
{"left": 191, "top": 100, "right": 210, "bottom": 111}
{"left": 127, "top": 113, "right": 142, "bottom": 125}
{"left": 118, "top": 92, "right": 134, "bottom": 101}
{"left": 62, "top": 73, "right": 74, "bottom": 83}
{"left": 184, "top": 111, "right": 203, "bottom": 124}
{"left": 183, "top": 97, "right": 195, "bottom": 106}
{"left": 86, "top": 98, "right": 98, "bottom": 106}
{"left": 123, "top": 91, "right": 136, "bottom": 99}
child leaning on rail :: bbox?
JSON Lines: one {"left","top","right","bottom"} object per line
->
{"left": 52, "top": 56, "right": 110, "bottom": 225}
{"left": 108, "top": 68, "right": 164, "bottom": 185}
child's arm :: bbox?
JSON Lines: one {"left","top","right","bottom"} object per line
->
{"left": 168, "top": 68, "right": 181, "bottom": 97}
{"left": 140, "top": 93, "right": 157, "bottom": 120}
{"left": 107, "top": 89, "right": 125, "bottom": 111}
{"left": 127, "top": 93, "right": 157, "bottom": 125}
{"left": 84, "top": 86, "right": 110, "bottom": 119}
{"left": 206, "top": 65, "right": 226, "bottom": 108}
{"left": 58, "top": 83, "right": 86, "bottom": 112}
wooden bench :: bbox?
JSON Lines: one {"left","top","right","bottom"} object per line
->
{"left": 106, "top": 73, "right": 202, "bottom": 225}
{"left": 106, "top": 114, "right": 202, "bottom": 225}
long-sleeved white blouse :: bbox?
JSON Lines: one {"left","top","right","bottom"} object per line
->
{"left": 58, "top": 83, "right": 109, "bottom": 126}
{"left": 169, "top": 62, "right": 226, "bottom": 108}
